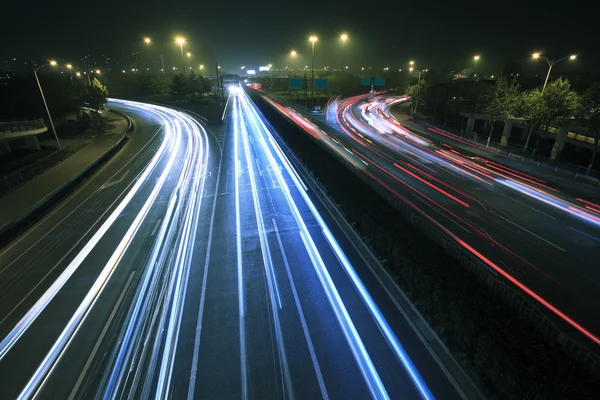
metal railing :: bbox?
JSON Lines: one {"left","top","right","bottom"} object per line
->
{"left": 0, "top": 119, "right": 46, "bottom": 135}
{"left": 413, "top": 116, "right": 600, "bottom": 186}
{"left": 0, "top": 139, "right": 87, "bottom": 196}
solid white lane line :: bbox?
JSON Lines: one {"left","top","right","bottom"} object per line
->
{"left": 498, "top": 192, "right": 557, "bottom": 219}
{"left": 238, "top": 93, "right": 293, "bottom": 399}
{"left": 150, "top": 219, "right": 162, "bottom": 236}
{"left": 234, "top": 95, "right": 248, "bottom": 400}
{"left": 67, "top": 270, "right": 136, "bottom": 400}
{"left": 272, "top": 218, "right": 329, "bottom": 400}
{"left": 187, "top": 111, "right": 226, "bottom": 400}
{"left": 489, "top": 210, "right": 565, "bottom": 252}
{"left": 0, "top": 108, "right": 171, "bottom": 362}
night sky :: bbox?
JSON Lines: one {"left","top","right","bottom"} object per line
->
{"left": 1, "top": 0, "right": 596, "bottom": 74}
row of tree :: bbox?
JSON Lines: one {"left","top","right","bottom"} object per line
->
{"left": 407, "top": 77, "right": 600, "bottom": 170}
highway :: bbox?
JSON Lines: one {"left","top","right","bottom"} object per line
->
{"left": 261, "top": 92, "right": 600, "bottom": 348}
{"left": 0, "top": 92, "right": 478, "bottom": 399}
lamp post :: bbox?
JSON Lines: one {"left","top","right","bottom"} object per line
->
{"left": 144, "top": 37, "right": 152, "bottom": 70}
{"left": 340, "top": 34, "right": 348, "bottom": 70}
{"left": 187, "top": 52, "right": 192, "bottom": 71}
{"left": 176, "top": 37, "right": 185, "bottom": 73}
{"left": 532, "top": 52, "right": 577, "bottom": 93}
{"left": 409, "top": 61, "right": 426, "bottom": 115}
{"left": 473, "top": 55, "right": 480, "bottom": 77}
{"left": 33, "top": 61, "right": 61, "bottom": 150}
{"left": 309, "top": 36, "right": 318, "bottom": 103}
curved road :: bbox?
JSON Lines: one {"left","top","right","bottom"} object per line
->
{"left": 0, "top": 95, "right": 479, "bottom": 399}
{"left": 273, "top": 92, "right": 600, "bottom": 347}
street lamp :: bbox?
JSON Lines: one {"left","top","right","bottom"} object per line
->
{"left": 409, "top": 61, "right": 426, "bottom": 115}
{"left": 309, "top": 36, "right": 318, "bottom": 99}
{"left": 532, "top": 52, "right": 577, "bottom": 93}
{"left": 144, "top": 37, "right": 151, "bottom": 48}
{"left": 199, "top": 64, "right": 204, "bottom": 71}
{"left": 32, "top": 61, "right": 61, "bottom": 150}
{"left": 176, "top": 36, "right": 185, "bottom": 72}
{"left": 66, "top": 64, "right": 72, "bottom": 70}
{"left": 340, "top": 34, "right": 348, "bottom": 70}
{"left": 473, "top": 55, "right": 480, "bottom": 78}
{"left": 187, "top": 52, "right": 192, "bottom": 70}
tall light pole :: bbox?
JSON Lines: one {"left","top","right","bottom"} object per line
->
{"left": 340, "top": 34, "right": 348, "bottom": 70}
{"left": 473, "top": 55, "right": 480, "bottom": 78}
{"left": 409, "top": 61, "right": 426, "bottom": 115}
{"left": 144, "top": 37, "right": 152, "bottom": 70}
{"left": 187, "top": 52, "right": 192, "bottom": 71}
{"left": 33, "top": 61, "right": 61, "bottom": 150}
{"left": 309, "top": 36, "right": 318, "bottom": 102}
{"left": 290, "top": 50, "right": 297, "bottom": 70}
{"left": 532, "top": 52, "right": 577, "bottom": 93}
{"left": 176, "top": 37, "right": 185, "bottom": 73}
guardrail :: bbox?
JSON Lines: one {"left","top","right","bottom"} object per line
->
{"left": 0, "top": 119, "right": 46, "bottom": 135}
{"left": 0, "top": 139, "right": 87, "bottom": 196}
{"left": 107, "top": 109, "right": 134, "bottom": 132}
{"left": 413, "top": 116, "right": 600, "bottom": 187}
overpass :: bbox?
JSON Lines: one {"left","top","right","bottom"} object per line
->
{"left": 0, "top": 119, "right": 48, "bottom": 154}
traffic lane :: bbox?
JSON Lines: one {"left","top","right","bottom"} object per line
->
{"left": 0, "top": 123, "right": 186, "bottom": 399}
{"left": 238, "top": 95, "right": 331, "bottom": 399}
{"left": 168, "top": 124, "right": 229, "bottom": 399}
{"left": 247, "top": 148, "right": 376, "bottom": 397}
{"left": 344, "top": 105, "right": 600, "bottom": 310}
{"left": 0, "top": 108, "right": 165, "bottom": 331}
{"left": 323, "top": 103, "right": 600, "bottom": 341}
{"left": 0, "top": 137, "right": 163, "bottom": 336}
{"left": 356, "top": 149, "right": 600, "bottom": 337}
{"left": 179, "top": 111, "right": 246, "bottom": 400}
{"left": 264, "top": 150, "right": 461, "bottom": 398}
{"left": 244, "top": 100, "right": 429, "bottom": 399}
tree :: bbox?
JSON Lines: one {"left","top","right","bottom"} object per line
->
{"left": 406, "top": 79, "right": 427, "bottom": 114}
{"left": 199, "top": 75, "right": 211, "bottom": 97}
{"left": 481, "top": 76, "right": 519, "bottom": 146}
{"left": 170, "top": 74, "right": 189, "bottom": 99}
{"left": 577, "top": 84, "right": 600, "bottom": 173}
{"left": 82, "top": 77, "right": 109, "bottom": 131}
{"left": 540, "top": 78, "right": 578, "bottom": 130}
{"left": 136, "top": 73, "right": 170, "bottom": 97}
{"left": 516, "top": 78, "right": 578, "bottom": 156}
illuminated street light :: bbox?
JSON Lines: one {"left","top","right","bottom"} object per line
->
{"left": 409, "top": 60, "right": 414, "bottom": 66}
{"left": 176, "top": 36, "right": 186, "bottom": 73}
{"left": 241, "top": 65, "right": 245, "bottom": 69}
{"left": 268, "top": 63, "right": 272, "bottom": 68}
{"left": 309, "top": 36, "right": 318, "bottom": 100}
{"left": 66, "top": 64, "right": 72, "bottom": 69}
{"left": 32, "top": 61, "right": 61, "bottom": 150}
{"left": 409, "top": 67, "right": 414, "bottom": 72}
{"left": 340, "top": 33, "right": 348, "bottom": 73}
{"left": 199, "top": 64, "right": 204, "bottom": 70}
{"left": 532, "top": 51, "right": 578, "bottom": 93}
{"left": 76, "top": 72, "right": 81, "bottom": 76}
{"left": 144, "top": 37, "right": 151, "bottom": 46}
{"left": 95, "top": 69, "right": 101, "bottom": 74}
{"left": 290, "top": 50, "right": 297, "bottom": 57}
{"left": 186, "top": 52, "right": 192, "bottom": 70}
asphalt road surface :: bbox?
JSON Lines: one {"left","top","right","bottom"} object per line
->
{"left": 0, "top": 94, "right": 476, "bottom": 399}
{"left": 266, "top": 92, "right": 600, "bottom": 348}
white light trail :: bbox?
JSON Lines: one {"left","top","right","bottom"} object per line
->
{"left": 240, "top": 91, "right": 434, "bottom": 400}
